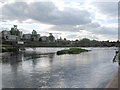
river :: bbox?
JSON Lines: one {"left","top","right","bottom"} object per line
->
{"left": 0, "top": 47, "right": 119, "bottom": 88}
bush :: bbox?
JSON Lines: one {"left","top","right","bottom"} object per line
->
{"left": 57, "top": 49, "right": 68, "bottom": 55}
{"left": 57, "top": 48, "right": 89, "bottom": 55}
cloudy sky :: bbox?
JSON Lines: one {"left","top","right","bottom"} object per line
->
{"left": 0, "top": 0, "right": 119, "bottom": 41}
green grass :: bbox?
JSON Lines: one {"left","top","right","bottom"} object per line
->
{"left": 57, "top": 48, "right": 89, "bottom": 55}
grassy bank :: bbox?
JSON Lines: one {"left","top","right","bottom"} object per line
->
{"left": 56, "top": 48, "right": 89, "bottom": 55}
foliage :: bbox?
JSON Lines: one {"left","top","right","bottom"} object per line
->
{"left": 10, "top": 27, "right": 20, "bottom": 36}
{"left": 57, "top": 48, "right": 89, "bottom": 55}
{"left": 32, "top": 30, "right": 37, "bottom": 37}
{"left": 48, "top": 33, "right": 55, "bottom": 42}
{"left": 68, "top": 48, "right": 88, "bottom": 54}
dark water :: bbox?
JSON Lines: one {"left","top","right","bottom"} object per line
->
{"left": 0, "top": 47, "right": 118, "bottom": 88}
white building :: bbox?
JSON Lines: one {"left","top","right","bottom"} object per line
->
{"left": 19, "top": 31, "right": 23, "bottom": 39}
{"left": 32, "top": 34, "right": 40, "bottom": 41}
{"left": 2, "top": 30, "right": 18, "bottom": 41}
{"left": 6, "top": 35, "right": 18, "bottom": 41}
{"left": 18, "top": 41, "right": 24, "bottom": 44}
{"left": 3, "top": 35, "right": 18, "bottom": 41}
{"left": 2, "top": 30, "right": 10, "bottom": 36}
{"left": 23, "top": 34, "right": 31, "bottom": 40}
{"left": 41, "top": 36, "right": 48, "bottom": 42}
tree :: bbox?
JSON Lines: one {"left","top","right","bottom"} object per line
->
{"left": 31, "top": 30, "right": 38, "bottom": 41}
{"left": 75, "top": 39, "right": 79, "bottom": 42}
{"left": 10, "top": 25, "right": 20, "bottom": 36}
{"left": 10, "top": 27, "right": 15, "bottom": 35}
{"left": 32, "top": 30, "right": 37, "bottom": 37}
{"left": 79, "top": 38, "right": 91, "bottom": 46}
{"left": 39, "top": 37, "right": 42, "bottom": 42}
{"left": 32, "top": 30, "right": 37, "bottom": 35}
{"left": 48, "top": 33, "right": 55, "bottom": 42}
{"left": 64, "top": 38, "right": 66, "bottom": 41}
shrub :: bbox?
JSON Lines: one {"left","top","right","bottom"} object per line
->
{"left": 57, "top": 48, "right": 89, "bottom": 55}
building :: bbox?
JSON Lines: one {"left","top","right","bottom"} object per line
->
{"left": 18, "top": 31, "right": 23, "bottom": 40}
{"left": 41, "top": 36, "right": 48, "bottom": 42}
{"left": 10, "top": 25, "right": 22, "bottom": 40}
{"left": 56, "top": 37, "right": 63, "bottom": 42}
{"left": 22, "top": 34, "right": 32, "bottom": 40}
{"left": 31, "top": 30, "right": 40, "bottom": 41}
{"left": 32, "top": 30, "right": 37, "bottom": 35}
{"left": 2, "top": 30, "right": 18, "bottom": 41}
{"left": 6, "top": 35, "right": 18, "bottom": 41}
{"left": 22, "top": 30, "right": 40, "bottom": 41}
{"left": 2, "top": 30, "right": 10, "bottom": 36}
{"left": 31, "top": 34, "right": 40, "bottom": 41}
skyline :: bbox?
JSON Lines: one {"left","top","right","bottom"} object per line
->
{"left": 0, "top": 0, "right": 119, "bottom": 41}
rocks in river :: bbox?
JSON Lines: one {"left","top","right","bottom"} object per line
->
{"left": 56, "top": 48, "right": 89, "bottom": 55}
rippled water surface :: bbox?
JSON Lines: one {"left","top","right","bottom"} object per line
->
{"left": 1, "top": 47, "right": 118, "bottom": 88}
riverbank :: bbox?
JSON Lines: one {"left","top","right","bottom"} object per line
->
{"left": 105, "top": 73, "right": 118, "bottom": 88}
{"left": 105, "top": 55, "right": 119, "bottom": 89}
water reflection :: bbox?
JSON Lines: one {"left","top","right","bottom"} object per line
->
{"left": 1, "top": 47, "right": 119, "bottom": 88}
{"left": 2, "top": 52, "right": 55, "bottom": 66}
{"left": 48, "top": 53, "right": 55, "bottom": 63}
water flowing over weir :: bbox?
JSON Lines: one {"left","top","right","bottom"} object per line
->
{"left": 1, "top": 47, "right": 118, "bottom": 88}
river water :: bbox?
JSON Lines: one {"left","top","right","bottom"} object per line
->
{"left": 0, "top": 47, "right": 119, "bottom": 88}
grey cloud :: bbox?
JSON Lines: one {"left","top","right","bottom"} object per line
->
{"left": 2, "top": 2, "right": 28, "bottom": 21}
{"left": 86, "top": 22, "right": 100, "bottom": 28}
{"left": 92, "top": 2, "right": 118, "bottom": 17}
{"left": 79, "top": 22, "right": 100, "bottom": 30}
{"left": 49, "top": 23, "right": 117, "bottom": 39}
{"left": 49, "top": 22, "right": 100, "bottom": 33}
{"left": 66, "top": 34, "right": 79, "bottom": 39}
{"left": 49, "top": 21, "right": 117, "bottom": 37}
{"left": 66, "top": 33, "right": 99, "bottom": 40}
{"left": 2, "top": 2, "right": 91, "bottom": 25}
{"left": 79, "top": 35, "right": 99, "bottom": 40}
{"left": 93, "top": 26, "right": 118, "bottom": 35}
{"left": 49, "top": 25, "right": 81, "bottom": 32}
{"left": 78, "top": 22, "right": 117, "bottom": 36}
